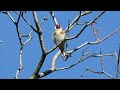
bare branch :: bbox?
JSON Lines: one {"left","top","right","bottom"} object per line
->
{"left": 15, "top": 46, "right": 24, "bottom": 79}
{"left": 23, "top": 30, "right": 33, "bottom": 45}
{"left": 39, "top": 17, "right": 48, "bottom": 25}
{"left": 36, "top": 50, "right": 91, "bottom": 79}
{"left": 86, "top": 68, "right": 114, "bottom": 79}
{"left": 3, "top": 11, "right": 119, "bottom": 79}
{"left": 35, "top": 50, "right": 61, "bottom": 79}
{"left": 6, "top": 12, "right": 16, "bottom": 23}
{"left": 29, "top": 12, "right": 49, "bottom": 79}
{"left": 86, "top": 49, "right": 114, "bottom": 79}
{"left": 32, "top": 11, "right": 46, "bottom": 53}
{"left": 49, "top": 11, "right": 58, "bottom": 25}
{"left": 103, "top": 71, "right": 114, "bottom": 79}
{"left": 100, "top": 49, "right": 104, "bottom": 71}
{"left": 16, "top": 11, "right": 21, "bottom": 24}
{"left": 65, "top": 11, "right": 82, "bottom": 33}
{"left": 92, "top": 54, "right": 113, "bottom": 57}
{"left": 81, "top": 11, "right": 93, "bottom": 16}
{"left": 115, "top": 43, "right": 120, "bottom": 79}
{"left": 114, "top": 52, "right": 118, "bottom": 64}
{"left": 65, "top": 11, "right": 93, "bottom": 33}
{"left": 47, "top": 45, "right": 57, "bottom": 54}
{"left": 37, "top": 69, "right": 55, "bottom": 78}
{"left": 51, "top": 50, "right": 61, "bottom": 69}
{"left": 0, "top": 11, "right": 7, "bottom": 14}
{"left": 29, "top": 54, "right": 47, "bottom": 79}
{"left": 86, "top": 68, "right": 103, "bottom": 74}
{"left": 56, "top": 54, "right": 92, "bottom": 71}
{"left": 47, "top": 12, "right": 106, "bottom": 56}
{"left": 13, "top": 11, "right": 37, "bottom": 32}
{"left": 67, "top": 42, "right": 89, "bottom": 54}
{"left": 5, "top": 11, "right": 33, "bottom": 79}
{"left": 91, "top": 23, "right": 99, "bottom": 42}
{"left": 15, "top": 26, "right": 23, "bottom": 46}
{"left": 99, "top": 27, "right": 120, "bottom": 42}
{"left": 67, "top": 27, "right": 120, "bottom": 55}
{"left": 56, "top": 52, "right": 113, "bottom": 71}
{"left": 67, "top": 11, "right": 106, "bottom": 40}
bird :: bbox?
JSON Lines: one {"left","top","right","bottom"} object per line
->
{"left": 52, "top": 24, "right": 66, "bottom": 60}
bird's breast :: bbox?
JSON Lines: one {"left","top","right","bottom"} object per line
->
{"left": 53, "top": 30, "right": 65, "bottom": 42}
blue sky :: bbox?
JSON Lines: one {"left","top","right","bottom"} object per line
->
{"left": 0, "top": 11, "right": 120, "bottom": 79}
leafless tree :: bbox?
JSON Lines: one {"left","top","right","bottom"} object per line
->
{"left": 0, "top": 11, "right": 120, "bottom": 79}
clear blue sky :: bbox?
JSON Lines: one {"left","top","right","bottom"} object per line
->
{"left": 0, "top": 11, "right": 120, "bottom": 79}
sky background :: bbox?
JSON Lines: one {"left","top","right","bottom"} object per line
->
{"left": 0, "top": 11, "right": 120, "bottom": 79}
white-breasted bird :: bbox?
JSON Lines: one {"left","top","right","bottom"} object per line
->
{"left": 52, "top": 24, "right": 66, "bottom": 60}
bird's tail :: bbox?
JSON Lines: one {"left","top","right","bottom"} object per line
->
{"left": 61, "top": 51, "right": 66, "bottom": 61}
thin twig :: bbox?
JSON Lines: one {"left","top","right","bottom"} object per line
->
{"left": 14, "top": 11, "right": 37, "bottom": 32}
{"left": 65, "top": 11, "right": 82, "bottom": 33}
{"left": 6, "top": 12, "right": 16, "bottom": 23}
{"left": 86, "top": 68, "right": 103, "bottom": 74}
{"left": 91, "top": 23, "right": 99, "bottom": 42}
{"left": 23, "top": 30, "right": 33, "bottom": 45}
{"left": 103, "top": 71, "right": 114, "bottom": 79}
{"left": 56, "top": 54, "right": 92, "bottom": 71}
{"left": 86, "top": 68, "right": 114, "bottom": 79}
{"left": 49, "top": 11, "right": 58, "bottom": 25}
{"left": 65, "top": 11, "right": 93, "bottom": 33}
{"left": 15, "top": 46, "right": 24, "bottom": 79}
{"left": 67, "top": 11, "right": 105, "bottom": 40}
{"left": 67, "top": 27, "right": 120, "bottom": 55}
{"left": 86, "top": 49, "right": 114, "bottom": 79}
{"left": 16, "top": 11, "right": 21, "bottom": 25}
{"left": 99, "top": 27, "right": 120, "bottom": 42}
{"left": 81, "top": 11, "right": 93, "bottom": 16}
{"left": 100, "top": 49, "right": 104, "bottom": 71}
{"left": 39, "top": 17, "right": 48, "bottom": 25}
{"left": 6, "top": 11, "right": 33, "bottom": 79}
{"left": 115, "top": 43, "right": 120, "bottom": 79}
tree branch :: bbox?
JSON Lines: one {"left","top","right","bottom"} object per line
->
{"left": 49, "top": 11, "right": 58, "bottom": 25}
{"left": 115, "top": 43, "right": 120, "bottom": 79}
{"left": 65, "top": 11, "right": 82, "bottom": 33}
{"left": 36, "top": 50, "right": 61, "bottom": 78}
{"left": 30, "top": 54, "right": 47, "bottom": 79}
{"left": 14, "top": 11, "right": 37, "bottom": 32}
{"left": 67, "top": 27, "right": 120, "bottom": 55}
{"left": 6, "top": 11, "right": 16, "bottom": 24}
{"left": 56, "top": 54, "right": 92, "bottom": 71}
{"left": 15, "top": 46, "right": 24, "bottom": 79}
{"left": 67, "top": 11, "right": 105, "bottom": 40}
{"left": 91, "top": 23, "right": 99, "bottom": 42}
{"left": 86, "top": 49, "right": 114, "bottom": 79}
{"left": 65, "top": 11, "right": 93, "bottom": 33}
{"left": 32, "top": 11, "right": 46, "bottom": 54}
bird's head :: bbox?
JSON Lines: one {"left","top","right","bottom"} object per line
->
{"left": 54, "top": 24, "right": 62, "bottom": 30}
{"left": 56, "top": 24, "right": 61, "bottom": 29}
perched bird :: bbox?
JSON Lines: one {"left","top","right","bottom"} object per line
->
{"left": 52, "top": 24, "right": 66, "bottom": 60}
